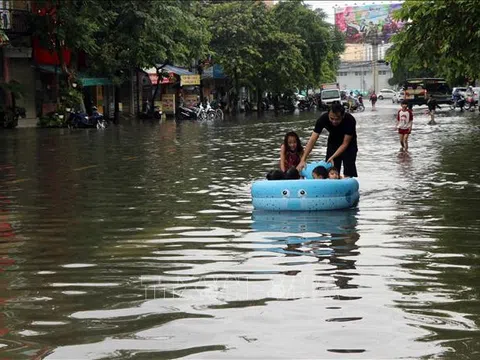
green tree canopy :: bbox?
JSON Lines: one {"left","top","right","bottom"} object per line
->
{"left": 272, "top": 0, "right": 345, "bottom": 87}
{"left": 202, "top": 0, "right": 306, "bottom": 107}
{"left": 388, "top": 0, "right": 480, "bottom": 84}
{"left": 32, "top": 0, "right": 210, "bottom": 84}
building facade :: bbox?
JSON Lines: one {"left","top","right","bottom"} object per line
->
{"left": 336, "top": 61, "right": 393, "bottom": 93}
{"left": 341, "top": 43, "right": 392, "bottom": 62}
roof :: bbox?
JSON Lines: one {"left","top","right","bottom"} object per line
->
{"left": 144, "top": 64, "right": 194, "bottom": 76}
{"left": 35, "top": 65, "right": 113, "bottom": 86}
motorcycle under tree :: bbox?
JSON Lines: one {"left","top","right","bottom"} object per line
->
{"left": 0, "top": 82, "right": 26, "bottom": 129}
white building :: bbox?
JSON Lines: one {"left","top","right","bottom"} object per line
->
{"left": 336, "top": 61, "right": 394, "bottom": 93}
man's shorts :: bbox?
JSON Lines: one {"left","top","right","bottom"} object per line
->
{"left": 398, "top": 128, "right": 411, "bottom": 135}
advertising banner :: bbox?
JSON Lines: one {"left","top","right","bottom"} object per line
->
{"left": 335, "top": 3, "right": 404, "bottom": 44}
{"left": 184, "top": 94, "right": 198, "bottom": 108}
{"left": 161, "top": 94, "right": 175, "bottom": 114}
{"left": 148, "top": 72, "right": 176, "bottom": 85}
{"left": 180, "top": 75, "right": 201, "bottom": 86}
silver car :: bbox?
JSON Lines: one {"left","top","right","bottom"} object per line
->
{"left": 378, "top": 89, "right": 396, "bottom": 100}
{"left": 392, "top": 90, "right": 405, "bottom": 103}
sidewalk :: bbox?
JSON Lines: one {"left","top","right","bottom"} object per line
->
{"left": 17, "top": 118, "right": 38, "bottom": 128}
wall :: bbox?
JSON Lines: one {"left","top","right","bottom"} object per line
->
{"left": 336, "top": 61, "right": 394, "bottom": 92}
{"left": 8, "top": 57, "right": 36, "bottom": 120}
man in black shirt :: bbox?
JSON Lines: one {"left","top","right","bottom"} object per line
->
{"left": 298, "top": 102, "right": 358, "bottom": 177}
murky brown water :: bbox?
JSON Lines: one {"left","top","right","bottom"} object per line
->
{"left": 1, "top": 104, "right": 480, "bottom": 359}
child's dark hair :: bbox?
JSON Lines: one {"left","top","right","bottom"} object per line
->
{"left": 283, "top": 131, "right": 303, "bottom": 154}
{"left": 328, "top": 167, "right": 339, "bottom": 174}
{"left": 266, "top": 169, "right": 285, "bottom": 180}
{"left": 285, "top": 167, "right": 300, "bottom": 180}
{"left": 401, "top": 100, "right": 408, "bottom": 105}
{"left": 312, "top": 165, "right": 328, "bottom": 179}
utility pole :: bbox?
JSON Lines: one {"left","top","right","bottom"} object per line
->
{"left": 372, "top": 42, "right": 379, "bottom": 93}
{"left": 366, "top": 28, "right": 380, "bottom": 93}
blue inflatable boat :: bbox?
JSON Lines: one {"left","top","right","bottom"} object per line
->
{"left": 251, "top": 161, "right": 360, "bottom": 211}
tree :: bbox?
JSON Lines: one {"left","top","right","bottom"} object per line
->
{"left": 386, "top": 45, "right": 437, "bottom": 86}
{"left": 272, "top": 0, "right": 345, "bottom": 89}
{"left": 203, "top": 1, "right": 271, "bottom": 112}
{"left": 32, "top": 0, "right": 210, "bottom": 118}
{"left": 93, "top": 1, "right": 210, "bottom": 119}
{"left": 387, "top": 0, "right": 480, "bottom": 84}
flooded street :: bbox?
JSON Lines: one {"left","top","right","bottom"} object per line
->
{"left": 1, "top": 104, "right": 480, "bottom": 359}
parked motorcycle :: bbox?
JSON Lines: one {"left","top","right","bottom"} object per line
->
{"left": 345, "top": 97, "right": 365, "bottom": 113}
{"left": 0, "top": 106, "right": 26, "bottom": 128}
{"left": 449, "top": 95, "right": 465, "bottom": 111}
{"left": 298, "top": 97, "right": 315, "bottom": 111}
{"left": 68, "top": 107, "right": 107, "bottom": 129}
{"left": 176, "top": 105, "right": 198, "bottom": 121}
{"left": 465, "top": 94, "right": 476, "bottom": 111}
{"left": 139, "top": 100, "right": 162, "bottom": 119}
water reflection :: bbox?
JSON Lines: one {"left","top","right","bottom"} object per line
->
{"left": 1, "top": 109, "right": 480, "bottom": 358}
{"left": 252, "top": 209, "right": 360, "bottom": 274}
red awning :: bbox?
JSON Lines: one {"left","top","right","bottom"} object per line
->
{"left": 148, "top": 72, "right": 176, "bottom": 85}
{"left": 32, "top": 37, "right": 71, "bottom": 66}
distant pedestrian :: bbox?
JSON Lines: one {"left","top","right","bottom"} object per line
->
{"left": 370, "top": 91, "right": 377, "bottom": 111}
{"left": 397, "top": 100, "right": 413, "bottom": 151}
{"left": 426, "top": 94, "right": 441, "bottom": 125}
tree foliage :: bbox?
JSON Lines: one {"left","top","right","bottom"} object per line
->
{"left": 32, "top": 0, "right": 210, "bottom": 84}
{"left": 203, "top": 1, "right": 306, "bottom": 98}
{"left": 387, "top": 0, "right": 480, "bottom": 83}
{"left": 386, "top": 45, "right": 437, "bottom": 86}
{"left": 202, "top": 0, "right": 344, "bottom": 102}
{"left": 272, "top": 0, "right": 345, "bottom": 88}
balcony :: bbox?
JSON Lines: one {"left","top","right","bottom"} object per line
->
{"left": 0, "top": 9, "right": 31, "bottom": 36}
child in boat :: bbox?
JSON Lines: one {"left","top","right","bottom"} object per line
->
{"left": 280, "top": 131, "right": 304, "bottom": 173}
{"left": 312, "top": 165, "right": 328, "bottom": 179}
{"left": 266, "top": 169, "right": 285, "bottom": 180}
{"left": 328, "top": 167, "right": 341, "bottom": 179}
{"left": 285, "top": 167, "right": 300, "bottom": 179}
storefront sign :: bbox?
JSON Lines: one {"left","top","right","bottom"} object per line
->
{"left": 184, "top": 94, "right": 198, "bottom": 108}
{"left": 180, "top": 75, "right": 200, "bottom": 86}
{"left": 161, "top": 94, "right": 176, "bottom": 114}
{"left": 149, "top": 72, "right": 176, "bottom": 85}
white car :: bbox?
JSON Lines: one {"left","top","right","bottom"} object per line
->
{"left": 452, "top": 87, "right": 467, "bottom": 97}
{"left": 378, "top": 89, "right": 396, "bottom": 100}
{"left": 392, "top": 90, "right": 405, "bottom": 103}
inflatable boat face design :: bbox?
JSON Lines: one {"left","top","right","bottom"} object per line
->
{"left": 251, "top": 178, "right": 359, "bottom": 211}
{"left": 251, "top": 162, "right": 359, "bottom": 211}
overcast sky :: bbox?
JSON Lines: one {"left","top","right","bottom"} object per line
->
{"left": 302, "top": 1, "right": 403, "bottom": 23}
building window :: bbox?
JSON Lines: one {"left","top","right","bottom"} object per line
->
{"left": 338, "top": 72, "right": 348, "bottom": 76}
{"left": 354, "top": 72, "right": 360, "bottom": 76}
{"left": 379, "top": 70, "right": 387, "bottom": 75}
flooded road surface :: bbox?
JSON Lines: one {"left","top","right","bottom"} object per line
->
{"left": 1, "top": 104, "right": 480, "bottom": 359}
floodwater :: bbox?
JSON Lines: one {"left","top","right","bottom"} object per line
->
{"left": 1, "top": 104, "right": 480, "bottom": 359}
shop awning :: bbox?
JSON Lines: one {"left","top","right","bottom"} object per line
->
{"left": 35, "top": 65, "right": 113, "bottom": 86}
{"left": 79, "top": 77, "right": 112, "bottom": 86}
{"left": 144, "top": 65, "right": 195, "bottom": 85}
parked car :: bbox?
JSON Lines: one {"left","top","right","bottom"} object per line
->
{"left": 403, "top": 78, "right": 451, "bottom": 108}
{"left": 392, "top": 90, "right": 405, "bottom": 103}
{"left": 378, "top": 89, "right": 396, "bottom": 100}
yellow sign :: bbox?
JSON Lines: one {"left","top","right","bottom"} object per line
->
{"left": 184, "top": 94, "right": 198, "bottom": 108}
{"left": 161, "top": 94, "right": 176, "bottom": 114}
{"left": 180, "top": 75, "right": 200, "bottom": 86}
